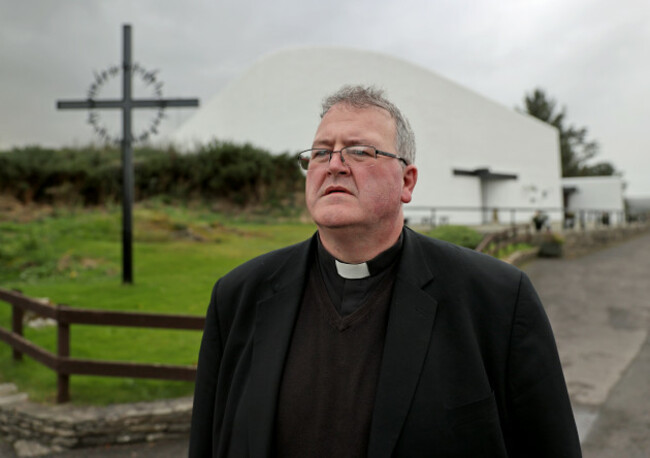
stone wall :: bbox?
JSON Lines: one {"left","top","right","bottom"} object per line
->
{"left": 494, "top": 222, "right": 649, "bottom": 266}
{"left": 0, "top": 392, "right": 192, "bottom": 457}
{"left": 561, "top": 223, "right": 650, "bottom": 258}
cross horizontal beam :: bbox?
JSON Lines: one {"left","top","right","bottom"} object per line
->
{"left": 57, "top": 98, "right": 199, "bottom": 110}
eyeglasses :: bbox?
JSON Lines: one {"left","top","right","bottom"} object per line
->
{"left": 297, "top": 145, "right": 408, "bottom": 171}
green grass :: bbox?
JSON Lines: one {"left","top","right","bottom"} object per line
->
{"left": 0, "top": 202, "right": 315, "bottom": 405}
{"left": 0, "top": 203, "right": 502, "bottom": 405}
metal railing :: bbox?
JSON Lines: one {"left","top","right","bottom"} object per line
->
{"left": 405, "top": 205, "right": 628, "bottom": 230}
{"left": 0, "top": 287, "right": 205, "bottom": 403}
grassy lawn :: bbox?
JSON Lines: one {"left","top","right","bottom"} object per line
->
{"left": 0, "top": 201, "right": 496, "bottom": 406}
{"left": 0, "top": 201, "right": 316, "bottom": 405}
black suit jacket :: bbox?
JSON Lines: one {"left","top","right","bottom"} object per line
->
{"left": 189, "top": 228, "right": 581, "bottom": 457}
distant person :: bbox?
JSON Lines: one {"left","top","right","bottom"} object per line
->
{"left": 601, "top": 212, "right": 610, "bottom": 226}
{"left": 564, "top": 211, "right": 576, "bottom": 229}
{"left": 190, "top": 85, "right": 581, "bottom": 457}
{"left": 533, "top": 209, "right": 549, "bottom": 232}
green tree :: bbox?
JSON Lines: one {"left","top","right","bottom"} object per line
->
{"left": 521, "top": 88, "right": 616, "bottom": 177}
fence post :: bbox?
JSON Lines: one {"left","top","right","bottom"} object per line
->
{"left": 494, "top": 231, "right": 501, "bottom": 256}
{"left": 11, "top": 305, "right": 23, "bottom": 361}
{"left": 57, "top": 312, "right": 70, "bottom": 403}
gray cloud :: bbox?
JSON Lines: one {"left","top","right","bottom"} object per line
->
{"left": 1, "top": 0, "right": 648, "bottom": 195}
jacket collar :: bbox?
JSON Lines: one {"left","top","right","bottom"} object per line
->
{"left": 367, "top": 227, "right": 440, "bottom": 458}
{"left": 247, "top": 236, "right": 315, "bottom": 457}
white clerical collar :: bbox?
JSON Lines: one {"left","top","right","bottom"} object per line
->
{"left": 335, "top": 260, "right": 370, "bottom": 279}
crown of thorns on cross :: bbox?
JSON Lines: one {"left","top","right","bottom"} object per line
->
{"left": 86, "top": 63, "right": 165, "bottom": 144}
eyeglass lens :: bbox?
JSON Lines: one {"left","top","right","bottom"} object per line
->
{"left": 300, "top": 146, "right": 376, "bottom": 170}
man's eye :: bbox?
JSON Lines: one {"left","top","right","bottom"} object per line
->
{"left": 346, "top": 148, "right": 373, "bottom": 159}
{"left": 311, "top": 150, "right": 330, "bottom": 160}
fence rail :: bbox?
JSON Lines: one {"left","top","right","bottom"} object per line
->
{"left": 405, "top": 205, "right": 628, "bottom": 229}
{"left": 0, "top": 288, "right": 205, "bottom": 403}
{"left": 475, "top": 223, "right": 533, "bottom": 255}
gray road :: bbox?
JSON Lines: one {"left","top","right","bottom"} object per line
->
{"left": 524, "top": 232, "right": 650, "bottom": 410}
{"left": 523, "top": 232, "right": 650, "bottom": 456}
{"left": 581, "top": 333, "right": 650, "bottom": 458}
{"left": 2, "top": 232, "right": 649, "bottom": 457}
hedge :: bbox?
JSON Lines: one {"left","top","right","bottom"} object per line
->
{"left": 0, "top": 142, "right": 304, "bottom": 207}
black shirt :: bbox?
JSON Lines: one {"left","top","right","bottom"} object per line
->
{"left": 316, "top": 232, "right": 403, "bottom": 316}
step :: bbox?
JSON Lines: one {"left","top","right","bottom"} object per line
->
{"left": 0, "top": 383, "right": 18, "bottom": 397}
{"left": 0, "top": 392, "right": 28, "bottom": 406}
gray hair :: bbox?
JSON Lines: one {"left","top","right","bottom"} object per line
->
{"left": 320, "top": 85, "right": 416, "bottom": 165}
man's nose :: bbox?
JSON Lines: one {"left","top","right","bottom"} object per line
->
{"left": 327, "top": 151, "right": 349, "bottom": 173}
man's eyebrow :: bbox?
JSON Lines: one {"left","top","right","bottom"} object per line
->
{"left": 311, "top": 139, "right": 374, "bottom": 148}
{"left": 311, "top": 139, "right": 340, "bottom": 149}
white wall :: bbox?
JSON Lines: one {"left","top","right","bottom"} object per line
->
{"left": 172, "top": 47, "right": 563, "bottom": 225}
{"left": 562, "top": 176, "right": 625, "bottom": 224}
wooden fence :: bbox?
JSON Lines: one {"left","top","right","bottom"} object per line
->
{"left": 0, "top": 287, "right": 205, "bottom": 403}
{"left": 475, "top": 223, "right": 539, "bottom": 256}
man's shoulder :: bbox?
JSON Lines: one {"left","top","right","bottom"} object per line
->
{"left": 405, "top": 228, "right": 522, "bottom": 280}
{"left": 405, "top": 229, "right": 529, "bottom": 322}
{"left": 219, "top": 235, "right": 314, "bottom": 285}
{"left": 406, "top": 228, "right": 511, "bottom": 265}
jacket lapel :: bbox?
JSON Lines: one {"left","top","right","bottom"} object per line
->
{"left": 247, "top": 237, "right": 315, "bottom": 458}
{"left": 368, "top": 229, "right": 439, "bottom": 458}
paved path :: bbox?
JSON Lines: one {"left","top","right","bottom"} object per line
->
{"left": 2, "top": 232, "right": 649, "bottom": 457}
{"left": 523, "top": 232, "right": 650, "bottom": 454}
{"left": 524, "top": 232, "right": 650, "bottom": 408}
{"left": 580, "top": 333, "right": 650, "bottom": 457}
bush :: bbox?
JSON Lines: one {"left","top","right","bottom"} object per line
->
{"left": 426, "top": 225, "right": 484, "bottom": 249}
{"left": 0, "top": 142, "right": 305, "bottom": 208}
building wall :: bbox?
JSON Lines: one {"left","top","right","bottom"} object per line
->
{"left": 562, "top": 176, "right": 625, "bottom": 224}
{"left": 625, "top": 197, "right": 650, "bottom": 218}
{"left": 172, "top": 47, "right": 563, "bottom": 225}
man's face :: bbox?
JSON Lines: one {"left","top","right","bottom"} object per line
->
{"left": 305, "top": 103, "right": 417, "bottom": 232}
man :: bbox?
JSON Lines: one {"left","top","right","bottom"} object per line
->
{"left": 190, "top": 85, "right": 581, "bottom": 457}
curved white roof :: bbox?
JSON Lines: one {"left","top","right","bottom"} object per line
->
{"left": 172, "top": 47, "right": 562, "bottom": 219}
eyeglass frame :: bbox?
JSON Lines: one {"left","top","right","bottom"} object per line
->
{"left": 297, "top": 145, "right": 409, "bottom": 171}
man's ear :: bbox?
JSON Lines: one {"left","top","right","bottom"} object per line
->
{"left": 401, "top": 165, "right": 417, "bottom": 204}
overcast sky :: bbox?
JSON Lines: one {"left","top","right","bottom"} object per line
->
{"left": 1, "top": 0, "right": 648, "bottom": 196}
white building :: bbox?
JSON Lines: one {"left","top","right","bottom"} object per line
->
{"left": 172, "top": 47, "right": 563, "bottom": 225}
{"left": 562, "top": 176, "right": 625, "bottom": 225}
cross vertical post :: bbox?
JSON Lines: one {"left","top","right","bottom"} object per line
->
{"left": 56, "top": 24, "right": 199, "bottom": 285}
{"left": 122, "top": 25, "right": 134, "bottom": 284}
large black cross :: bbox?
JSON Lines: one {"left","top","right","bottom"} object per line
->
{"left": 57, "top": 24, "right": 199, "bottom": 284}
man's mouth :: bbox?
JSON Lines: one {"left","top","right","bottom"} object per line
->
{"left": 324, "top": 186, "right": 351, "bottom": 196}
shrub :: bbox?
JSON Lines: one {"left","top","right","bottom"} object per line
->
{"left": 0, "top": 142, "right": 305, "bottom": 208}
{"left": 426, "top": 225, "right": 484, "bottom": 249}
